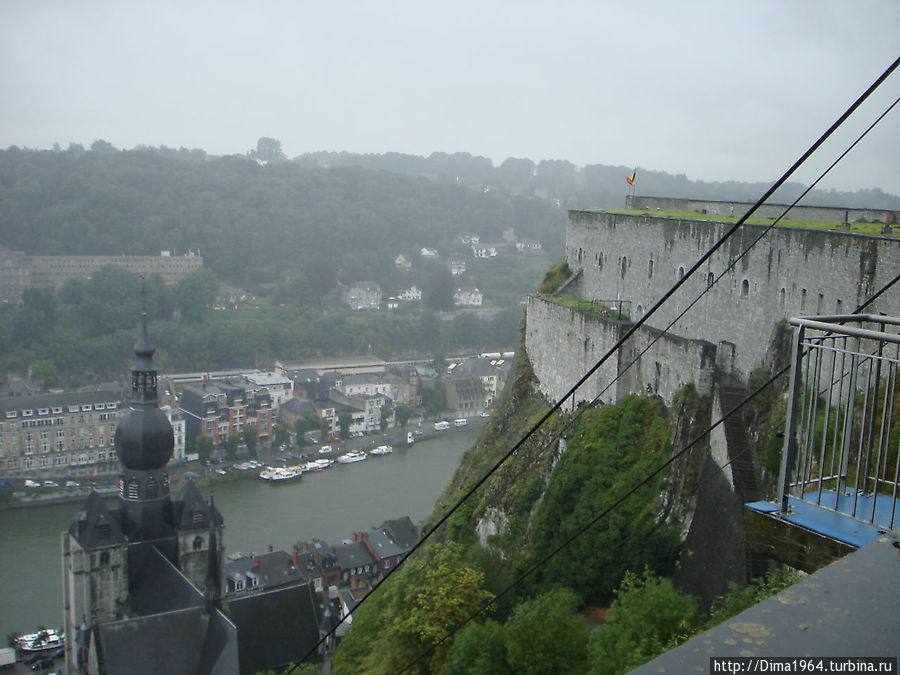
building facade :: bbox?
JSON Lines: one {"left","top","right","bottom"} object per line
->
{"left": 0, "top": 248, "right": 203, "bottom": 304}
{"left": 0, "top": 391, "right": 122, "bottom": 477}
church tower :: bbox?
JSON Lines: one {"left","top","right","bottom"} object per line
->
{"left": 62, "top": 313, "right": 230, "bottom": 674}
{"left": 115, "top": 312, "right": 178, "bottom": 562}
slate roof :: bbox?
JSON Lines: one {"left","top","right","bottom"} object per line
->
{"left": 364, "top": 529, "right": 405, "bottom": 560}
{"left": 332, "top": 540, "right": 377, "bottom": 571}
{"left": 279, "top": 396, "right": 317, "bottom": 416}
{"left": 382, "top": 516, "right": 420, "bottom": 549}
{"left": 224, "top": 551, "right": 305, "bottom": 591}
{"left": 228, "top": 584, "right": 321, "bottom": 673}
{"left": 128, "top": 545, "right": 205, "bottom": 616}
{"left": 97, "top": 606, "right": 238, "bottom": 675}
{"left": 69, "top": 490, "right": 125, "bottom": 549}
{"left": 173, "top": 480, "right": 223, "bottom": 531}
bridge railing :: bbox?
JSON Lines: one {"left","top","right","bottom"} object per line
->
{"left": 777, "top": 314, "right": 900, "bottom": 530}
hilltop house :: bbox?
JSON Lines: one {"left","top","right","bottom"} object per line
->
{"left": 454, "top": 287, "right": 484, "bottom": 307}
{"left": 341, "top": 282, "right": 381, "bottom": 311}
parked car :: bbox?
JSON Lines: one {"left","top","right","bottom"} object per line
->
{"left": 66, "top": 480, "right": 80, "bottom": 487}
{"left": 31, "top": 655, "right": 55, "bottom": 670}
{"left": 25, "top": 479, "right": 40, "bottom": 488}
{"left": 0, "top": 479, "right": 12, "bottom": 488}
{"left": 43, "top": 481, "right": 59, "bottom": 488}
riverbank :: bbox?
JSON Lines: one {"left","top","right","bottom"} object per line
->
{"left": 0, "top": 418, "right": 486, "bottom": 510}
{"left": 0, "top": 425, "right": 483, "bottom": 640}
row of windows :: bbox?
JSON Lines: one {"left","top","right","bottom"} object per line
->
{"left": 4, "top": 402, "right": 117, "bottom": 419}
{"left": 7, "top": 451, "right": 111, "bottom": 468}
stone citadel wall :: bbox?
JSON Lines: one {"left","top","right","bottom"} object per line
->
{"left": 525, "top": 211, "right": 900, "bottom": 406}
{"left": 626, "top": 195, "right": 898, "bottom": 226}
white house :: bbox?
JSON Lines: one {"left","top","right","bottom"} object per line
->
{"left": 456, "top": 233, "right": 480, "bottom": 245}
{"left": 398, "top": 286, "right": 422, "bottom": 301}
{"left": 449, "top": 257, "right": 466, "bottom": 276}
{"left": 341, "top": 281, "right": 382, "bottom": 310}
{"left": 244, "top": 371, "right": 294, "bottom": 408}
{"left": 420, "top": 248, "right": 440, "bottom": 259}
{"left": 454, "top": 287, "right": 484, "bottom": 307}
{"left": 163, "top": 406, "right": 190, "bottom": 463}
{"left": 472, "top": 245, "right": 497, "bottom": 258}
{"left": 394, "top": 254, "right": 412, "bottom": 272}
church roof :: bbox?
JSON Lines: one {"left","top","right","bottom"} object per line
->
{"left": 173, "top": 480, "right": 223, "bottom": 531}
{"left": 228, "top": 583, "right": 321, "bottom": 673}
{"left": 128, "top": 546, "right": 205, "bottom": 616}
{"left": 97, "top": 606, "right": 238, "bottom": 675}
{"left": 69, "top": 490, "right": 125, "bottom": 549}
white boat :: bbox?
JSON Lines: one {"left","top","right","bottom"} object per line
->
{"left": 336, "top": 450, "right": 368, "bottom": 464}
{"left": 17, "top": 629, "right": 65, "bottom": 653}
{"left": 259, "top": 466, "right": 303, "bottom": 483}
{"left": 370, "top": 445, "right": 393, "bottom": 456}
{"left": 304, "top": 458, "right": 333, "bottom": 472}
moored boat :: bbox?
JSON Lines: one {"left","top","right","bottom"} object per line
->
{"left": 16, "top": 628, "right": 65, "bottom": 653}
{"left": 304, "top": 458, "right": 334, "bottom": 472}
{"left": 336, "top": 450, "right": 368, "bottom": 464}
{"left": 259, "top": 466, "right": 303, "bottom": 483}
{"left": 370, "top": 445, "right": 393, "bottom": 456}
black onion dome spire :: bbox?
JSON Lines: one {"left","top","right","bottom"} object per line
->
{"left": 115, "top": 313, "right": 174, "bottom": 470}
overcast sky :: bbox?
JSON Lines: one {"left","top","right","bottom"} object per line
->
{"left": 2, "top": 1, "right": 898, "bottom": 194}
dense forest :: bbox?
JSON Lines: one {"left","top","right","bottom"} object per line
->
{"left": 2, "top": 140, "right": 896, "bottom": 386}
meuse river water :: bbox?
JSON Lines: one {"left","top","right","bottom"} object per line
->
{"left": 0, "top": 426, "right": 480, "bottom": 640}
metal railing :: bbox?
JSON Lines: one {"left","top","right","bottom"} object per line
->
{"left": 778, "top": 314, "right": 900, "bottom": 530}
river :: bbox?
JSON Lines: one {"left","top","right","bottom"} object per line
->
{"left": 0, "top": 426, "right": 480, "bottom": 640}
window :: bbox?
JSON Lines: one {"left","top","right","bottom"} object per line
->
{"left": 707, "top": 272, "right": 714, "bottom": 288}
{"left": 780, "top": 288, "right": 786, "bottom": 305}
{"left": 648, "top": 258, "right": 654, "bottom": 278}
{"left": 677, "top": 266, "right": 685, "bottom": 280}
{"left": 801, "top": 289, "right": 807, "bottom": 310}
{"left": 193, "top": 536, "right": 204, "bottom": 551}
{"left": 741, "top": 279, "right": 749, "bottom": 297}
{"left": 99, "top": 551, "right": 110, "bottom": 565}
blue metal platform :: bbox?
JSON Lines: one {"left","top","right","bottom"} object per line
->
{"left": 746, "top": 490, "right": 899, "bottom": 548}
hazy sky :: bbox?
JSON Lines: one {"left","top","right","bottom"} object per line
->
{"left": 2, "top": 1, "right": 899, "bottom": 193}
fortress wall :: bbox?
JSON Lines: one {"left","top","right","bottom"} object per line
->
{"left": 627, "top": 195, "right": 897, "bottom": 225}
{"left": 564, "top": 211, "right": 900, "bottom": 382}
{"left": 525, "top": 295, "right": 714, "bottom": 407}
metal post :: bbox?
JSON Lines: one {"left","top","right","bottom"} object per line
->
{"left": 779, "top": 325, "right": 806, "bottom": 513}
{"left": 837, "top": 336, "right": 860, "bottom": 497}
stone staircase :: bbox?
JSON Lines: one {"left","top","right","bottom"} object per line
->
{"left": 719, "top": 379, "right": 770, "bottom": 581}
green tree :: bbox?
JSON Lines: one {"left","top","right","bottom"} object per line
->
{"left": 338, "top": 412, "right": 352, "bottom": 440}
{"left": 30, "top": 359, "right": 59, "bottom": 387}
{"left": 588, "top": 569, "right": 700, "bottom": 675}
{"left": 273, "top": 424, "right": 290, "bottom": 447}
{"left": 421, "top": 383, "right": 446, "bottom": 418}
{"left": 425, "top": 265, "right": 455, "bottom": 311}
{"left": 380, "top": 406, "right": 393, "bottom": 432}
{"left": 177, "top": 267, "right": 218, "bottom": 321}
{"left": 504, "top": 588, "right": 589, "bottom": 675}
{"left": 393, "top": 543, "right": 495, "bottom": 672}
{"left": 241, "top": 424, "right": 257, "bottom": 458}
{"left": 225, "top": 432, "right": 240, "bottom": 460}
{"left": 394, "top": 404, "right": 413, "bottom": 428}
{"left": 441, "top": 620, "right": 510, "bottom": 675}
{"left": 12, "top": 287, "right": 58, "bottom": 344}
{"left": 194, "top": 435, "right": 213, "bottom": 465}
